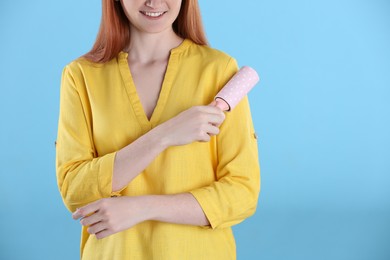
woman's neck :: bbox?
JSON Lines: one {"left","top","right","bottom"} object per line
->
{"left": 126, "top": 28, "right": 183, "bottom": 64}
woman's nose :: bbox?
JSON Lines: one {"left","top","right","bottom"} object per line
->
{"left": 145, "top": 0, "right": 163, "bottom": 8}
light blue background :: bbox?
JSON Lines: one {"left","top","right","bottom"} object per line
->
{"left": 1, "top": 0, "right": 389, "bottom": 259}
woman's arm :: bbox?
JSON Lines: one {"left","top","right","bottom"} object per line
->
{"left": 57, "top": 66, "right": 119, "bottom": 212}
{"left": 111, "top": 128, "right": 167, "bottom": 192}
{"left": 72, "top": 193, "right": 209, "bottom": 239}
{"left": 56, "top": 64, "right": 224, "bottom": 212}
{"left": 72, "top": 103, "right": 229, "bottom": 239}
{"left": 184, "top": 58, "right": 260, "bottom": 230}
{"left": 74, "top": 95, "right": 259, "bottom": 239}
{"left": 112, "top": 102, "right": 225, "bottom": 191}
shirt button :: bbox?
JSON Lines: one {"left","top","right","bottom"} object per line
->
{"left": 253, "top": 132, "right": 258, "bottom": 139}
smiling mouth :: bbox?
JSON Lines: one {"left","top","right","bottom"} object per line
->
{"left": 140, "top": 11, "right": 167, "bottom": 18}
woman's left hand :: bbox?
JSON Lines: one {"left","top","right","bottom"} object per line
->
{"left": 72, "top": 196, "right": 150, "bottom": 239}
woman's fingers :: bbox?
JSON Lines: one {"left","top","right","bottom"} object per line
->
{"left": 95, "top": 229, "right": 113, "bottom": 240}
{"left": 197, "top": 124, "right": 220, "bottom": 142}
{"left": 87, "top": 221, "right": 107, "bottom": 235}
{"left": 72, "top": 199, "right": 104, "bottom": 220}
{"left": 210, "top": 113, "right": 225, "bottom": 127}
{"left": 156, "top": 104, "right": 226, "bottom": 147}
{"left": 72, "top": 197, "right": 149, "bottom": 240}
{"left": 80, "top": 211, "right": 104, "bottom": 227}
{"left": 195, "top": 104, "right": 222, "bottom": 116}
{"left": 202, "top": 110, "right": 225, "bottom": 129}
{"left": 205, "top": 123, "right": 220, "bottom": 136}
{"left": 189, "top": 107, "right": 226, "bottom": 141}
{"left": 196, "top": 105, "right": 225, "bottom": 124}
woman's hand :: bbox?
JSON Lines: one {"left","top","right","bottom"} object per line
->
{"left": 72, "top": 196, "right": 150, "bottom": 239}
{"left": 154, "top": 101, "right": 226, "bottom": 147}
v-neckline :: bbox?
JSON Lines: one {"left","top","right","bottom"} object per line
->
{"left": 118, "top": 39, "right": 191, "bottom": 130}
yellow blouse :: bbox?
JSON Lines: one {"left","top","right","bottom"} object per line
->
{"left": 56, "top": 39, "right": 260, "bottom": 260}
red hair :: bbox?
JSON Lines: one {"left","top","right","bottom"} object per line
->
{"left": 83, "top": 0, "right": 208, "bottom": 63}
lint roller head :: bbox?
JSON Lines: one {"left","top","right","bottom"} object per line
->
{"left": 214, "top": 66, "right": 260, "bottom": 111}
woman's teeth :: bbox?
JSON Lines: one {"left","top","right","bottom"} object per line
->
{"left": 143, "top": 11, "right": 165, "bottom": 17}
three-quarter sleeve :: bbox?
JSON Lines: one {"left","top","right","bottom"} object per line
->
{"left": 56, "top": 65, "right": 122, "bottom": 213}
{"left": 189, "top": 58, "right": 261, "bottom": 229}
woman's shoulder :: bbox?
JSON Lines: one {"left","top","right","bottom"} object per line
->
{"left": 62, "top": 54, "right": 119, "bottom": 79}
{"left": 186, "top": 40, "right": 236, "bottom": 66}
{"left": 65, "top": 55, "right": 114, "bottom": 69}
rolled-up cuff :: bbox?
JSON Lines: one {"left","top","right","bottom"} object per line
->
{"left": 97, "top": 152, "right": 126, "bottom": 197}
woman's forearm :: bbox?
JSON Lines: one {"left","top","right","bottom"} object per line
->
{"left": 73, "top": 193, "right": 210, "bottom": 239}
{"left": 112, "top": 129, "right": 210, "bottom": 228}
{"left": 112, "top": 103, "right": 223, "bottom": 192}
{"left": 143, "top": 193, "right": 210, "bottom": 227}
{"left": 112, "top": 127, "right": 169, "bottom": 192}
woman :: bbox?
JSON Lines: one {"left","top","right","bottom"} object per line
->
{"left": 56, "top": 0, "right": 260, "bottom": 259}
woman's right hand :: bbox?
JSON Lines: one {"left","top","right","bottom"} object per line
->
{"left": 154, "top": 101, "right": 226, "bottom": 147}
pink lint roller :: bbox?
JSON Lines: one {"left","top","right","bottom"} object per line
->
{"left": 214, "top": 66, "right": 260, "bottom": 111}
